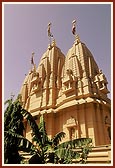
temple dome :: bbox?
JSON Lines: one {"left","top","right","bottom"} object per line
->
{"left": 19, "top": 30, "right": 111, "bottom": 147}
{"left": 62, "top": 35, "right": 109, "bottom": 102}
{"left": 37, "top": 39, "right": 65, "bottom": 90}
{"left": 20, "top": 40, "right": 65, "bottom": 111}
{"left": 20, "top": 36, "right": 110, "bottom": 113}
{"left": 63, "top": 35, "right": 99, "bottom": 79}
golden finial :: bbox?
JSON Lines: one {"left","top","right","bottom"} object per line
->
{"left": 52, "top": 39, "right": 56, "bottom": 47}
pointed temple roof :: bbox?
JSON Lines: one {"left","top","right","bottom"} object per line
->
{"left": 20, "top": 36, "right": 110, "bottom": 115}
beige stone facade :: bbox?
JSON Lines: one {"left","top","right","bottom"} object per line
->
{"left": 20, "top": 35, "right": 111, "bottom": 146}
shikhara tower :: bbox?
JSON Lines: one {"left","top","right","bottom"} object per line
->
{"left": 20, "top": 22, "right": 111, "bottom": 146}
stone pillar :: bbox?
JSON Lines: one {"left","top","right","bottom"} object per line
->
{"left": 93, "top": 103, "right": 103, "bottom": 145}
{"left": 79, "top": 104, "right": 87, "bottom": 138}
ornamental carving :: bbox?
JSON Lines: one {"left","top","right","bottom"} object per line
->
{"left": 66, "top": 116, "right": 77, "bottom": 128}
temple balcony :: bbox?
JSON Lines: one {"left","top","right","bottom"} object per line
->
{"left": 63, "top": 79, "right": 76, "bottom": 94}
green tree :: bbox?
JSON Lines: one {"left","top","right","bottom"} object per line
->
{"left": 28, "top": 114, "right": 92, "bottom": 164}
{"left": 4, "top": 97, "right": 24, "bottom": 163}
{"left": 4, "top": 96, "right": 41, "bottom": 164}
{"left": 4, "top": 96, "right": 92, "bottom": 164}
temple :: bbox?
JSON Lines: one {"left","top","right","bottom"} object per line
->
{"left": 20, "top": 24, "right": 111, "bottom": 147}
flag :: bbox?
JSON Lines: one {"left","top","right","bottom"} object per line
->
{"left": 31, "top": 52, "right": 35, "bottom": 65}
{"left": 47, "top": 25, "right": 51, "bottom": 37}
{"left": 72, "top": 20, "right": 76, "bottom": 35}
{"left": 31, "top": 56, "right": 34, "bottom": 65}
{"left": 72, "top": 25, "right": 76, "bottom": 35}
{"left": 47, "top": 22, "right": 53, "bottom": 37}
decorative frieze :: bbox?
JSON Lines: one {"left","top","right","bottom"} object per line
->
{"left": 66, "top": 116, "right": 78, "bottom": 128}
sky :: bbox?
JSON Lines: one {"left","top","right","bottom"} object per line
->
{"left": 3, "top": 2, "right": 112, "bottom": 102}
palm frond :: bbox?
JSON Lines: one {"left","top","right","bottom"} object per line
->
{"left": 38, "top": 114, "right": 49, "bottom": 145}
{"left": 4, "top": 99, "right": 14, "bottom": 129}
{"left": 57, "top": 138, "right": 92, "bottom": 149}
{"left": 4, "top": 98, "right": 13, "bottom": 105}
{"left": 5, "top": 130, "right": 38, "bottom": 154}
{"left": 21, "top": 109, "right": 42, "bottom": 145}
{"left": 55, "top": 148, "right": 80, "bottom": 164}
{"left": 52, "top": 132, "right": 66, "bottom": 146}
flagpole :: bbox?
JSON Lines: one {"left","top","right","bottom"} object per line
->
{"left": 31, "top": 51, "right": 35, "bottom": 71}
{"left": 72, "top": 20, "right": 77, "bottom": 55}
{"left": 47, "top": 22, "right": 53, "bottom": 46}
{"left": 72, "top": 19, "right": 77, "bottom": 41}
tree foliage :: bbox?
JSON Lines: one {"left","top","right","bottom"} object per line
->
{"left": 4, "top": 96, "right": 92, "bottom": 164}
{"left": 28, "top": 114, "right": 92, "bottom": 164}
{"left": 4, "top": 97, "right": 25, "bottom": 163}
